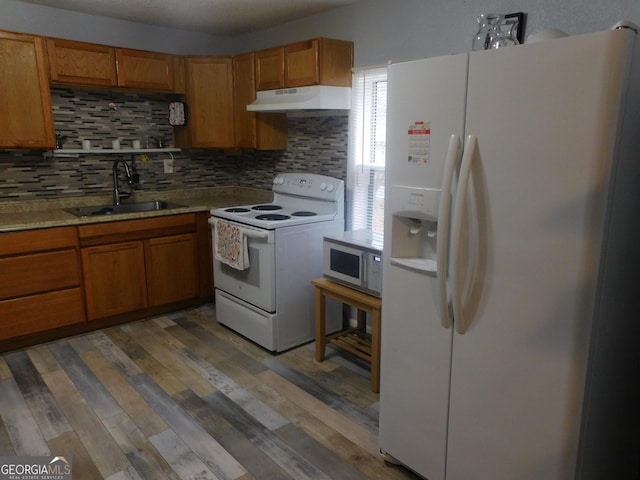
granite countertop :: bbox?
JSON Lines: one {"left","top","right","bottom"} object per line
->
{"left": 0, "top": 186, "right": 272, "bottom": 233}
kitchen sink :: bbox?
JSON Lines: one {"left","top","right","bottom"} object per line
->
{"left": 64, "top": 200, "right": 186, "bottom": 217}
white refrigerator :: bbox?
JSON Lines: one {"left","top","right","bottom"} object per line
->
{"left": 379, "top": 25, "right": 640, "bottom": 480}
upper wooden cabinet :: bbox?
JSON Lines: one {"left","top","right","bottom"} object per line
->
{"left": 46, "top": 38, "right": 176, "bottom": 92}
{"left": 47, "top": 38, "right": 117, "bottom": 87}
{"left": 173, "top": 55, "right": 186, "bottom": 95}
{"left": 175, "top": 56, "right": 235, "bottom": 148}
{"left": 0, "top": 31, "right": 55, "bottom": 149}
{"left": 255, "top": 37, "right": 353, "bottom": 91}
{"left": 255, "top": 47, "right": 285, "bottom": 91}
{"left": 115, "top": 48, "right": 175, "bottom": 91}
{"left": 233, "top": 52, "right": 287, "bottom": 150}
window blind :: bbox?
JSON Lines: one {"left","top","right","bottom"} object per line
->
{"left": 347, "top": 66, "right": 387, "bottom": 233}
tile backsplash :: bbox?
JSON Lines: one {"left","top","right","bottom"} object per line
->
{"left": 0, "top": 88, "right": 348, "bottom": 201}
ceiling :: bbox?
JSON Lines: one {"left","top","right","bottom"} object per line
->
{"left": 17, "top": 0, "right": 360, "bottom": 35}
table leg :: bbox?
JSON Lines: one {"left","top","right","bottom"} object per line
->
{"left": 357, "top": 309, "right": 367, "bottom": 332}
{"left": 315, "top": 287, "right": 326, "bottom": 362}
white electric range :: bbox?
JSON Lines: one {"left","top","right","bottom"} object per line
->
{"left": 209, "top": 173, "right": 344, "bottom": 351}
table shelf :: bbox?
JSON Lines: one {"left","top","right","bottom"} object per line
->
{"left": 326, "top": 328, "right": 372, "bottom": 360}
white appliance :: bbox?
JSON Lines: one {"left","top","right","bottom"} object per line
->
{"left": 323, "top": 229, "right": 383, "bottom": 297}
{"left": 209, "top": 173, "right": 344, "bottom": 352}
{"left": 379, "top": 25, "right": 640, "bottom": 480}
{"left": 247, "top": 85, "right": 351, "bottom": 112}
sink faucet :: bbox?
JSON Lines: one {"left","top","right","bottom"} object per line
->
{"left": 112, "top": 159, "right": 133, "bottom": 205}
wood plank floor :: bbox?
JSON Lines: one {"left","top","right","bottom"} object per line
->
{"left": 0, "top": 304, "right": 420, "bottom": 480}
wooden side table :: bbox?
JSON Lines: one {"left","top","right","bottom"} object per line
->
{"left": 311, "top": 277, "right": 382, "bottom": 393}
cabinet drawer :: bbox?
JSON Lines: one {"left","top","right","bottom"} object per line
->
{"left": 1, "top": 226, "right": 77, "bottom": 256}
{"left": 0, "top": 249, "right": 79, "bottom": 300}
{"left": 0, "top": 288, "right": 85, "bottom": 340}
{"left": 78, "top": 214, "right": 196, "bottom": 245}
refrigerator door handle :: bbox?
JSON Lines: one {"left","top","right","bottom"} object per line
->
{"left": 436, "top": 134, "right": 461, "bottom": 329}
{"left": 450, "top": 134, "right": 477, "bottom": 334}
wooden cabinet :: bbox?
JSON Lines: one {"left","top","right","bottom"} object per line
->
{"left": 255, "top": 37, "right": 353, "bottom": 91}
{"left": 0, "top": 212, "right": 212, "bottom": 351}
{"left": 115, "top": 48, "right": 175, "bottom": 91}
{"left": 47, "top": 38, "right": 117, "bottom": 87}
{"left": 175, "top": 56, "right": 235, "bottom": 148}
{"left": 285, "top": 40, "right": 321, "bottom": 87}
{"left": 81, "top": 241, "right": 148, "bottom": 320}
{"left": 173, "top": 55, "right": 186, "bottom": 94}
{"left": 0, "top": 31, "right": 55, "bottom": 149}
{"left": 46, "top": 38, "right": 177, "bottom": 92}
{"left": 233, "top": 52, "right": 287, "bottom": 150}
{"left": 78, "top": 214, "right": 202, "bottom": 321}
{"left": 0, "top": 227, "right": 84, "bottom": 340}
{"left": 255, "top": 47, "right": 285, "bottom": 91}
{"left": 146, "top": 234, "right": 197, "bottom": 306}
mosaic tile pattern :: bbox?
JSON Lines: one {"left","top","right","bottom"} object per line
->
{"left": 0, "top": 89, "right": 348, "bottom": 201}
{"left": 234, "top": 115, "right": 348, "bottom": 190}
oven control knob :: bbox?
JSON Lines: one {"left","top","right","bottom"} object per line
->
{"left": 273, "top": 176, "right": 284, "bottom": 185}
{"left": 326, "top": 183, "right": 335, "bottom": 192}
{"left": 320, "top": 182, "right": 327, "bottom": 191}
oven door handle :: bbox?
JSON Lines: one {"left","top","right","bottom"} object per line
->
{"left": 208, "top": 217, "right": 270, "bottom": 240}
{"left": 242, "top": 229, "right": 270, "bottom": 239}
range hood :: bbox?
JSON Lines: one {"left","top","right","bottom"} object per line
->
{"left": 247, "top": 85, "right": 351, "bottom": 112}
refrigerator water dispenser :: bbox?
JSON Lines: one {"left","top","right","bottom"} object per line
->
{"left": 389, "top": 185, "right": 441, "bottom": 273}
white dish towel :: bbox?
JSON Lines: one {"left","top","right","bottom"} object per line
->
{"left": 214, "top": 219, "right": 250, "bottom": 270}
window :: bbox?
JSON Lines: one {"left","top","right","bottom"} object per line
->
{"left": 347, "top": 66, "right": 387, "bottom": 233}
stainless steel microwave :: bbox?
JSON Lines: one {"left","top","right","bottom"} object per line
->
{"left": 322, "top": 229, "right": 383, "bottom": 297}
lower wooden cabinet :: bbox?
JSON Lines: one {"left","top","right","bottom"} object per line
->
{"left": 0, "top": 290, "right": 85, "bottom": 341}
{"left": 0, "top": 226, "right": 84, "bottom": 340}
{"left": 146, "top": 234, "right": 197, "bottom": 306}
{"left": 0, "top": 213, "right": 212, "bottom": 349}
{"left": 78, "top": 213, "right": 205, "bottom": 321}
{"left": 81, "top": 241, "right": 148, "bottom": 320}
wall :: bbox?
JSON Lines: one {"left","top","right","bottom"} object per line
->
{"left": 0, "top": 0, "right": 231, "bottom": 54}
{"left": 5, "top": 1, "right": 638, "bottom": 65}
{"left": 234, "top": 0, "right": 640, "bottom": 66}
{"left": 2, "top": 0, "right": 639, "bottom": 201}
{"left": 0, "top": 88, "right": 347, "bottom": 200}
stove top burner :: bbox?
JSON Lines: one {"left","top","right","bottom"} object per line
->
{"left": 225, "top": 207, "right": 251, "bottom": 213}
{"left": 252, "top": 205, "right": 283, "bottom": 211}
{"left": 291, "top": 211, "right": 317, "bottom": 217}
{"left": 255, "top": 214, "right": 291, "bottom": 221}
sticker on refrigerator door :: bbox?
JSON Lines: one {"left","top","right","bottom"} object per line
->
{"left": 407, "top": 121, "right": 431, "bottom": 164}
